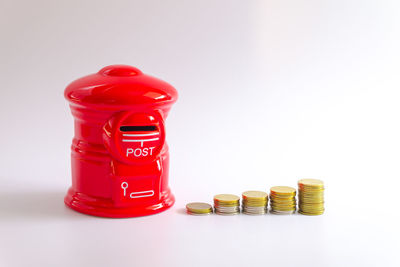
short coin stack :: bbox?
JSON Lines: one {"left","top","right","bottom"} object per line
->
{"left": 298, "top": 179, "right": 325, "bottom": 215}
{"left": 186, "top": 202, "right": 213, "bottom": 215}
{"left": 242, "top": 191, "right": 268, "bottom": 215}
{"left": 269, "top": 186, "right": 297, "bottom": 214}
{"left": 213, "top": 194, "right": 240, "bottom": 215}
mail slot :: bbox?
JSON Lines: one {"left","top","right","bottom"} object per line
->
{"left": 64, "top": 65, "right": 178, "bottom": 218}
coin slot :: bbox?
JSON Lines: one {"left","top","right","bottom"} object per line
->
{"left": 120, "top": 126, "right": 157, "bottom": 132}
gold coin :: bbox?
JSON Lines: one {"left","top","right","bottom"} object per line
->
{"left": 299, "top": 188, "right": 325, "bottom": 193}
{"left": 186, "top": 202, "right": 213, "bottom": 214}
{"left": 243, "top": 200, "right": 268, "bottom": 204}
{"left": 271, "top": 202, "right": 296, "bottom": 206}
{"left": 243, "top": 203, "right": 267, "bottom": 207}
{"left": 300, "top": 195, "right": 323, "bottom": 199}
{"left": 299, "top": 205, "right": 325, "bottom": 209}
{"left": 299, "top": 188, "right": 324, "bottom": 192}
{"left": 271, "top": 207, "right": 296, "bottom": 211}
{"left": 270, "top": 197, "right": 296, "bottom": 202}
{"left": 299, "top": 193, "right": 324, "bottom": 197}
{"left": 270, "top": 198, "right": 296, "bottom": 202}
{"left": 270, "top": 194, "right": 295, "bottom": 199}
{"left": 214, "top": 201, "right": 240, "bottom": 207}
{"left": 299, "top": 202, "right": 324, "bottom": 205}
{"left": 271, "top": 205, "right": 296, "bottom": 209}
{"left": 243, "top": 200, "right": 268, "bottom": 205}
{"left": 270, "top": 198, "right": 295, "bottom": 202}
{"left": 299, "top": 201, "right": 325, "bottom": 204}
{"left": 299, "top": 185, "right": 324, "bottom": 189}
{"left": 299, "top": 208, "right": 324, "bottom": 212}
{"left": 299, "top": 202, "right": 324, "bottom": 206}
{"left": 270, "top": 186, "right": 296, "bottom": 195}
{"left": 299, "top": 185, "right": 324, "bottom": 190}
{"left": 214, "top": 194, "right": 240, "bottom": 203}
{"left": 242, "top": 198, "right": 268, "bottom": 203}
{"left": 300, "top": 194, "right": 324, "bottom": 199}
{"left": 271, "top": 206, "right": 297, "bottom": 210}
{"left": 299, "top": 210, "right": 324, "bottom": 216}
{"left": 298, "top": 179, "right": 324, "bottom": 187}
{"left": 242, "top": 191, "right": 268, "bottom": 200}
{"left": 299, "top": 200, "right": 324, "bottom": 203}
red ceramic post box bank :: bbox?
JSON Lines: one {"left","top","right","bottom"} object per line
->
{"left": 64, "top": 65, "right": 178, "bottom": 218}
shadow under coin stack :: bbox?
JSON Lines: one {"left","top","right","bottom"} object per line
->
{"left": 269, "top": 186, "right": 297, "bottom": 214}
{"left": 186, "top": 202, "right": 213, "bottom": 215}
{"left": 213, "top": 194, "right": 240, "bottom": 215}
{"left": 298, "top": 179, "right": 325, "bottom": 215}
{"left": 242, "top": 191, "right": 268, "bottom": 215}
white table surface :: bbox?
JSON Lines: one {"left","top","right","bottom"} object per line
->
{"left": 1, "top": 0, "right": 399, "bottom": 266}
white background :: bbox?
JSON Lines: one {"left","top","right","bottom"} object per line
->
{"left": 1, "top": 0, "right": 400, "bottom": 266}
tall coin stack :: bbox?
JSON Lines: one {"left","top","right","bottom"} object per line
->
{"left": 269, "top": 186, "right": 297, "bottom": 214}
{"left": 213, "top": 194, "right": 240, "bottom": 215}
{"left": 298, "top": 179, "right": 325, "bottom": 215}
{"left": 242, "top": 191, "right": 268, "bottom": 215}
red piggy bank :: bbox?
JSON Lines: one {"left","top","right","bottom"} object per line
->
{"left": 64, "top": 65, "right": 178, "bottom": 218}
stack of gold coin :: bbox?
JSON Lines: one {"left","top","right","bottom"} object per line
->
{"left": 242, "top": 191, "right": 268, "bottom": 215}
{"left": 298, "top": 179, "right": 325, "bottom": 215}
{"left": 213, "top": 194, "right": 240, "bottom": 215}
{"left": 269, "top": 186, "right": 297, "bottom": 214}
{"left": 186, "top": 202, "right": 213, "bottom": 215}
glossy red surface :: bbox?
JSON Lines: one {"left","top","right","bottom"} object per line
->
{"left": 64, "top": 65, "right": 178, "bottom": 218}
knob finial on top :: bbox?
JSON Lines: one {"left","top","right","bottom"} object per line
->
{"left": 99, "top": 65, "right": 142, "bottom": 77}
